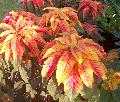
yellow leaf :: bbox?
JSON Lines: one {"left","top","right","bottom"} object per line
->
{"left": 70, "top": 48, "right": 82, "bottom": 65}
{"left": 79, "top": 60, "right": 94, "bottom": 87}
{"left": 0, "top": 43, "right": 8, "bottom": 54}
{"left": 41, "top": 56, "right": 54, "bottom": 77}
{"left": 5, "top": 48, "right": 11, "bottom": 61}
{"left": 16, "top": 15, "right": 24, "bottom": 28}
{"left": 70, "top": 34, "right": 78, "bottom": 48}
{"left": 0, "top": 23, "right": 13, "bottom": 30}
{"left": 43, "top": 43, "right": 67, "bottom": 59}
{"left": 0, "top": 34, "right": 13, "bottom": 54}
{"left": 86, "top": 47, "right": 100, "bottom": 61}
{"left": 11, "top": 36, "right": 17, "bottom": 60}
{"left": 3, "top": 34, "right": 14, "bottom": 45}
{"left": 0, "top": 30, "right": 15, "bottom": 37}
{"left": 56, "top": 51, "right": 71, "bottom": 85}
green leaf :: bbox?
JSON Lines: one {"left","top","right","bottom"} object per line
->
{"left": 8, "top": 89, "right": 13, "bottom": 96}
{"left": 11, "top": 60, "right": 21, "bottom": 79}
{"left": 80, "top": 85, "right": 100, "bottom": 100}
{"left": 65, "top": 90, "right": 79, "bottom": 101}
{"left": 59, "top": 94, "right": 82, "bottom": 102}
{"left": 59, "top": 94, "right": 70, "bottom": 102}
{"left": 19, "top": 66, "right": 30, "bottom": 83}
{"left": 47, "top": 77, "right": 61, "bottom": 100}
{"left": 26, "top": 84, "right": 37, "bottom": 98}
{"left": 0, "top": 89, "right": 3, "bottom": 97}
{"left": 73, "top": 94, "right": 82, "bottom": 102}
{"left": 107, "top": 60, "right": 120, "bottom": 71}
{"left": 99, "top": 88, "right": 115, "bottom": 102}
{"left": 88, "top": 87, "right": 100, "bottom": 102}
{"left": 110, "top": 30, "right": 120, "bottom": 38}
{"left": 76, "top": 25, "right": 85, "bottom": 34}
{"left": 0, "top": 70, "right": 3, "bottom": 82}
{"left": 112, "top": 86, "right": 120, "bottom": 102}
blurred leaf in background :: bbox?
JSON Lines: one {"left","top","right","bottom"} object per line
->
{"left": 0, "top": 0, "right": 23, "bottom": 21}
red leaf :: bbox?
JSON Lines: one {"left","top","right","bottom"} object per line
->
{"left": 22, "top": 38, "right": 39, "bottom": 57}
{"left": 81, "top": 22, "right": 98, "bottom": 35}
{"left": 77, "top": 0, "right": 104, "bottom": 20}
{"left": 39, "top": 41, "right": 57, "bottom": 65}
{"left": 11, "top": 37, "right": 24, "bottom": 60}
{"left": 60, "top": 20, "right": 70, "bottom": 33}
{"left": 64, "top": 66, "right": 83, "bottom": 93}
{"left": 77, "top": 3, "right": 88, "bottom": 12}
{"left": 90, "top": 60, "right": 107, "bottom": 80}
{"left": 56, "top": 51, "right": 72, "bottom": 85}
{"left": 42, "top": 51, "right": 63, "bottom": 80}
{"left": 79, "top": 60, "right": 94, "bottom": 87}
{"left": 83, "top": 7, "right": 90, "bottom": 19}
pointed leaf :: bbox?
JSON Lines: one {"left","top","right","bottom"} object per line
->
{"left": 79, "top": 60, "right": 94, "bottom": 87}
{"left": 0, "top": 30, "right": 14, "bottom": 37}
{"left": 22, "top": 36, "right": 39, "bottom": 57}
{"left": 70, "top": 48, "right": 82, "bottom": 65}
{"left": 2, "top": 34, "right": 14, "bottom": 44}
{"left": 83, "top": 6, "right": 90, "bottom": 19}
{"left": 41, "top": 51, "right": 62, "bottom": 80}
{"left": 0, "top": 23, "right": 13, "bottom": 30}
{"left": 90, "top": 61, "right": 107, "bottom": 80}
{"left": 64, "top": 67, "right": 83, "bottom": 93}
{"left": 42, "top": 42, "right": 67, "bottom": 59}
{"left": 56, "top": 51, "right": 71, "bottom": 85}
{"left": 47, "top": 77, "right": 60, "bottom": 100}
{"left": 11, "top": 37, "right": 24, "bottom": 60}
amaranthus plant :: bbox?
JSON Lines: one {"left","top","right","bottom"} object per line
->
{"left": 0, "top": 0, "right": 120, "bottom": 102}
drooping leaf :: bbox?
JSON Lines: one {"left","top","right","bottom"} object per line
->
{"left": 80, "top": 85, "right": 100, "bottom": 100}
{"left": 56, "top": 51, "right": 74, "bottom": 85}
{"left": 99, "top": 88, "right": 114, "bottom": 102}
{"left": 41, "top": 51, "right": 63, "bottom": 80}
{"left": 70, "top": 48, "right": 82, "bottom": 65}
{"left": 78, "top": 0, "right": 104, "bottom": 20}
{"left": 40, "top": 31, "right": 107, "bottom": 96}
{"left": 79, "top": 60, "right": 94, "bottom": 87}
{"left": 64, "top": 66, "right": 82, "bottom": 93}
{"left": 0, "top": 11, "right": 45, "bottom": 60}
{"left": 90, "top": 61, "right": 107, "bottom": 80}
{"left": 38, "top": 7, "right": 80, "bottom": 35}
{"left": 11, "top": 36, "right": 25, "bottom": 60}
{"left": 47, "top": 77, "right": 61, "bottom": 100}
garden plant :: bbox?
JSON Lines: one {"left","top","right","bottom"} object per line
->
{"left": 0, "top": 0, "right": 120, "bottom": 102}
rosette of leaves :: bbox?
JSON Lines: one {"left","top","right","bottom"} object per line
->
{"left": 0, "top": 11, "right": 46, "bottom": 61}
{"left": 77, "top": 0, "right": 104, "bottom": 20}
{"left": 39, "top": 27, "right": 107, "bottom": 100}
{"left": 38, "top": 7, "right": 81, "bottom": 35}
{"left": 23, "top": 0, "right": 53, "bottom": 11}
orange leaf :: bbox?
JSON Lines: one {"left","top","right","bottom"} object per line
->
{"left": 64, "top": 67, "right": 83, "bottom": 93}
{"left": 90, "top": 60, "right": 107, "bottom": 80}
{"left": 79, "top": 60, "right": 94, "bottom": 87}
{"left": 22, "top": 38, "right": 39, "bottom": 57}
{"left": 42, "top": 51, "right": 63, "bottom": 80}
{"left": 11, "top": 37, "right": 25, "bottom": 60}
{"left": 70, "top": 48, "right": 82, "bottom": 65}
{"left": 42, "top": 41, "right": 67, "bottom": 59}
{"left": 56, "top": 51, "right": 72, "bottom": 85}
